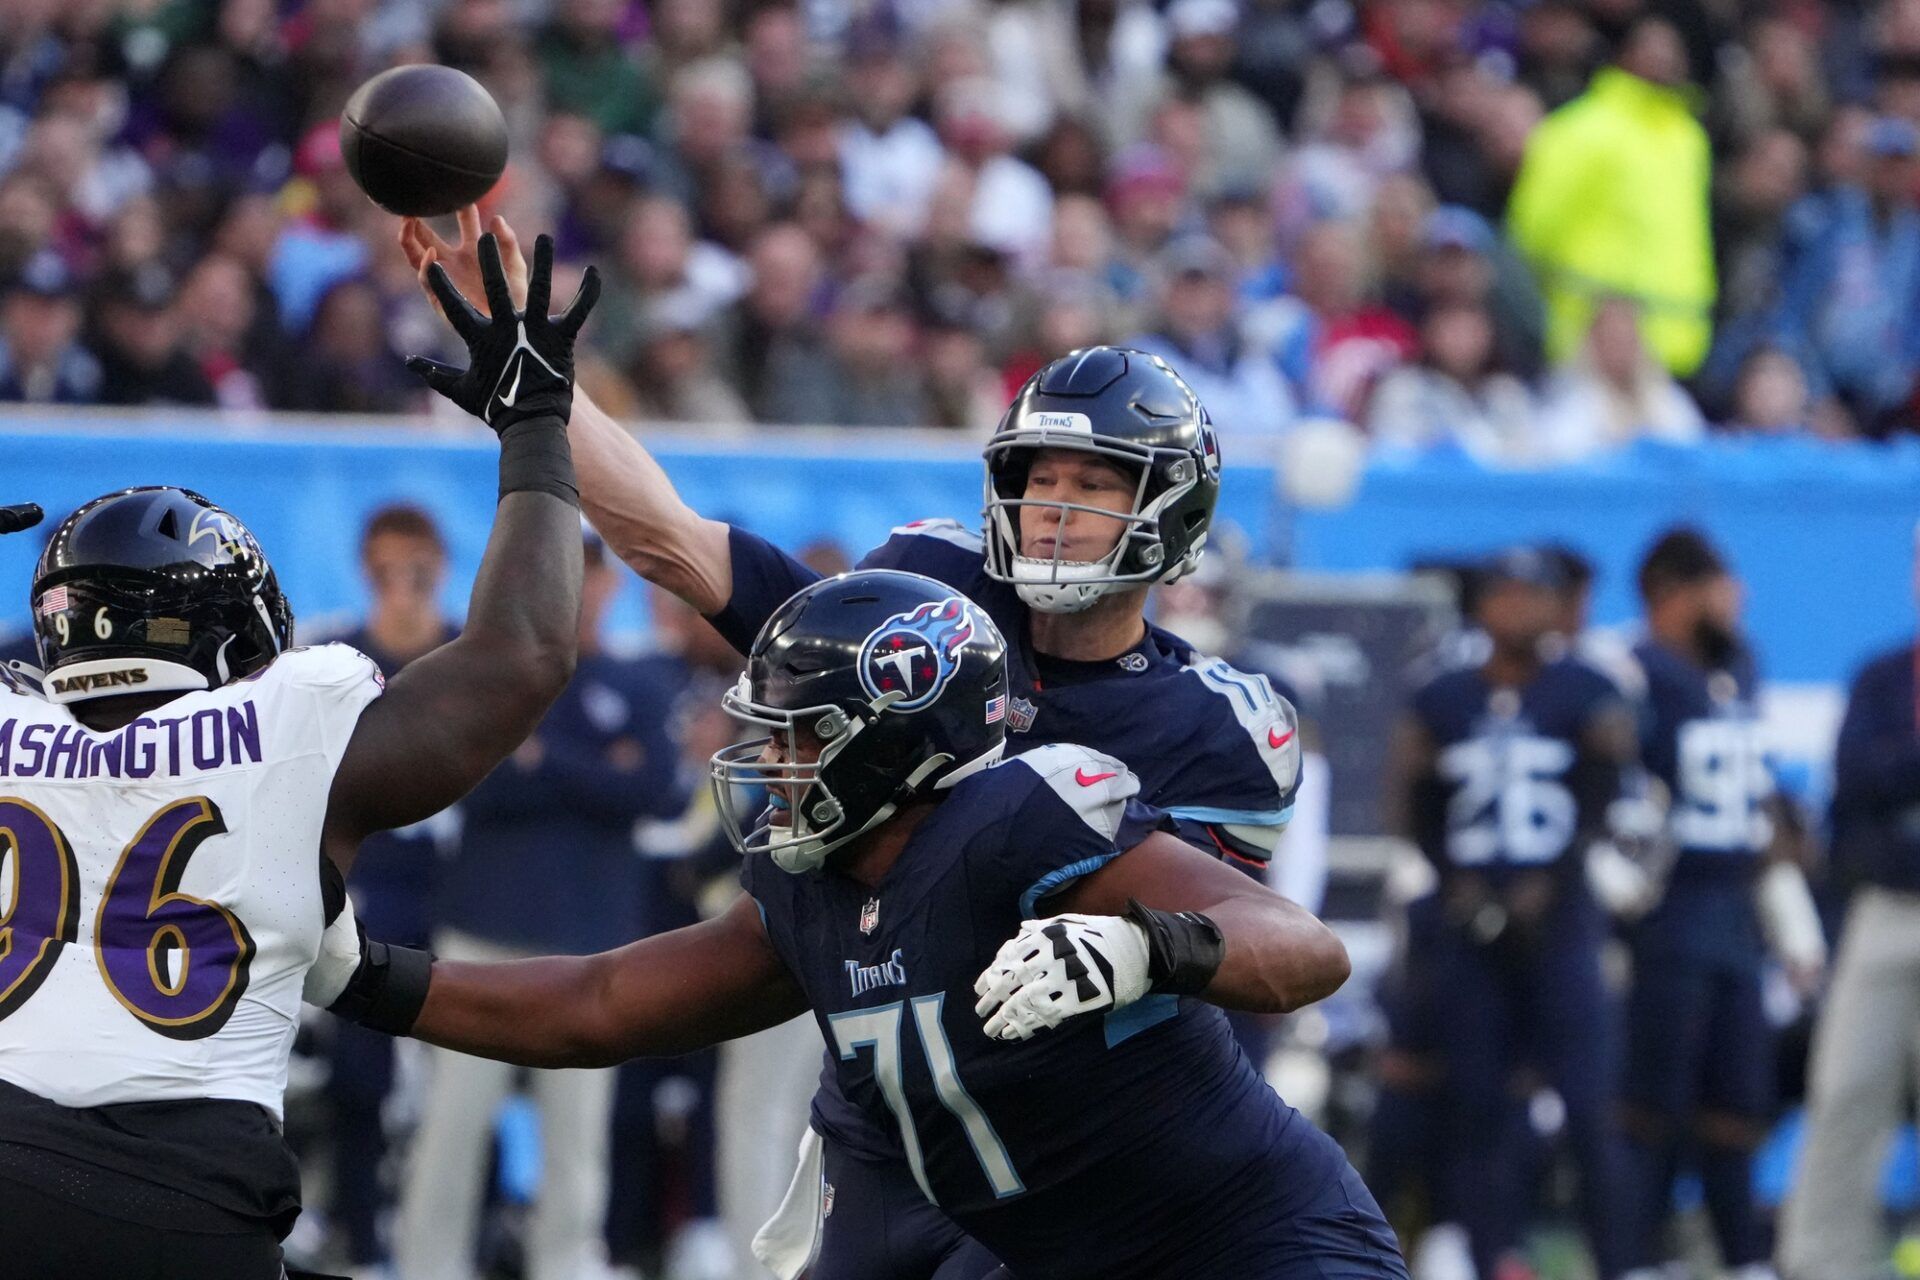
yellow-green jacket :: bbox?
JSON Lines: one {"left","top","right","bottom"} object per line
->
{"left": 1507, "top": 67, "right": 1715, "bottom": 375}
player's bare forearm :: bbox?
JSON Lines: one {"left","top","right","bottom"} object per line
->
{"left": 326, "top": 489, "right": 582, "bottom": 852}
{"left": 1059, "top": 832, "right": 1349, "bottom": 1014}
{"left": 411, "top": 897, "right": 809, "bottom": 1068}
{"left": 568, "top": 388, "right": 734, "bottom": 613}
{"left": 1198, "top": 893, "right": 1351, "bottom": 1013}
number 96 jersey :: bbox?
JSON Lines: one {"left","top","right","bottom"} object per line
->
{"left": 0, "top": 644, "right": 383, "bottom": 1118}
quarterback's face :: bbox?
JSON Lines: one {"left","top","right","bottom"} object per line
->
{"left": 1018, "top": 449, "right": 1136, "bottom": 565}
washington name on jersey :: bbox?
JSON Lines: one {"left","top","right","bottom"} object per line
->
{"left": 0, "top": 643, "right": 383, "bottom": 1117}
{"left": 0, "top": 700, "right": 264, "bottom": 780}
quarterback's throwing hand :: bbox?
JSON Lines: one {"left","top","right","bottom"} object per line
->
{"left": 974, "top": 913, "right": 1152, "bottom": 1041}
{"left": 407, "top": 231, "right": 599, "bottom": 433}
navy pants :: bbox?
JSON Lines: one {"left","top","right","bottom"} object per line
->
{"left": 1620, "top": 944, "right": 1773, "bottom": 1268}
{"left": 815, "top": 1139, "right": 1003, "bottom": 1280}
{"left": 816, "top": 1125, "right": 1407, "bottom": 1280}
{"left": 1428, "top": 902, "right": 1625, "bottom": 1277}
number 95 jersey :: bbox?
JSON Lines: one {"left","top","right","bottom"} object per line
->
{"left": 0, "top": 644, "right": 383, "bottom": 1118}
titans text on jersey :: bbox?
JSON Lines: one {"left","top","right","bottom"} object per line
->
{"left": 744, "top": 743, "right": 1392, "bottom": 1280}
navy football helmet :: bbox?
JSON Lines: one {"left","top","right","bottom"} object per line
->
{"left": 29, "top": 487, "right": 292, "bottom": 704}
{"left": 711, "top": 570, "right": 1008, "bottom": 873}
{"left": 983, "top": 346, "right": 1221, "bottom": 613}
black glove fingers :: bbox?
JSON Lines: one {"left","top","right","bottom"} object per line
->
{"left": 526, "top": 234, "right": 554, "bottom": 321}
{"left": 477, "top": 233, "right": 515, "bottom": 321}
{"left": 557, "top": 264, "right": 602, "bottom": 339}
{"left": 404, "top": 355, "right": 464, "bottom": 393}
{"left": 425, "top": 263, "right": 486, "bottom": 339}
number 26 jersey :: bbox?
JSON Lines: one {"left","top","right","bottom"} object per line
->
{"left": 0, "top": 644, "right": 383, "bottom": 1118}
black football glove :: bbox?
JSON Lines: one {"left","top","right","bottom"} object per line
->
{"left": 407, "top": 232, "right": 600, "bottom": 434}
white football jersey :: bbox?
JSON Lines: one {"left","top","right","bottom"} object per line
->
{"left": 0, "top": 643, "right": 382, "bottom": 1118}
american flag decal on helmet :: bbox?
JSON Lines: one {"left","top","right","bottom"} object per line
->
{"left": 985, "top": 694, "right": 1006, "bottom": 724}
{"left": 37, "top": 586, "right": 68, "bottom": 617}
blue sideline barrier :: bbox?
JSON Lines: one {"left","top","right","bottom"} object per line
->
{"left": 1, "top": 418, "right": 1915, "bottom": 682}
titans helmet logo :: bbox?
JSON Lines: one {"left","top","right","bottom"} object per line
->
{"left": 857, "top": 597, "right": 976, "bottom": 711}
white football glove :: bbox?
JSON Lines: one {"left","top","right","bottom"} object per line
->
{"left": 973, "top": 913, "right": 1152, "bottom": 1041}
{"left": 303, "top": 893, "right": 364, "bottom": 1008}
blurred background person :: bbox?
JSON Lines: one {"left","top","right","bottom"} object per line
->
{"left": 0, "top": 251, "right": 100, "bottom": 404}
{"left": 1507, "top": 16, "right": 1716, "bottom": 377}
{"left": 1366, "top": 299, "right": 1536, "bottom": 463}
{"left": 605, "top": 585, "right": 748, "bottom": 1280}
{"left": 1387, "top": 549, "right": 1636, "bottom": 1279}
{"left": 1779, "top": 524, "right": 1920, "bottom": 1280}
{"left": 395, "top": 531, "right": 691, "bottom": 1280}
{"left": 1129, "top": 233, "right": 1296, "bottom": 437}
{"left": 88, "top": 264, "right": 216, "bottom": 407}
{"left": 1768, "top": 117, "right": 1920, "bottom": 437}
{"left": 1620, "top": 529, "right": 1819, "bottom": 1279}
{"left": 319, "top": 504, "right": 462, "bottom": 1276}
{"left": 1537, "top": 297, "right": 1707, "bottom": 461}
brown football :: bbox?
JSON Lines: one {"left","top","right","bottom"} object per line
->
{"left": 340, "top": 65, "right": 508, "bottom": 217}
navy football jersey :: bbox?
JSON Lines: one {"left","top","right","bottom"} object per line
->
{"left": 1631, "top": 640, "right": 1774, "bottom": 964}
{"left": 740, "top": 744, "right": 1341, "bottom": 1280}
{"left": 1633, "top": 641, "right": 1773, "bottom": 867}
{"left": 712, "top": 521, "right": 1299, "bottom": 847}
{"left": 1409, "top": 658, "right": 1627, "bottom": 878}
{"left": 712, "top": 520, "right": 1303, "bottom": 1165}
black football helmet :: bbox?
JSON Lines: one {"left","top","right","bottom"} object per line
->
{"left": 29, "top": 487, "right": 293, "bottom": 704}
{"left": 711, "top": 570, "right": 1008, "bottom": 873}
{"left": 983, "top": 346, "right": 1222, "bottom": 613}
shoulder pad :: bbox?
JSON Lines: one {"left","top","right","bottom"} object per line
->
{"left": 1007, "top": 743, "right": 1141, "bottom": 842}
{"left": 1183, "top": 656, "right": 1302, "bottom": 803}
{"left": 886, "top": 519, "right": 984, "bottom": 552}
{"left": 254, "top": 643, "right": 386, "bottom": 696}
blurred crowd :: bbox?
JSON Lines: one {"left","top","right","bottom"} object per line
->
{"left": 8, "top": 0, "right": 1920, "bottom": 456}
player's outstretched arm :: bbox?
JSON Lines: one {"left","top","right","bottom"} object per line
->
{"left": 1063, "top": 832, "right": 1350, "bottom": 1012}
{"left": 325, "top": 233, "right": 595, "bottom": 865}
{"left": 975, "top": 833, "right": 1350, "bottom": 1041}
{"left": 400, "top": 209, "right": 733, "bottom": 613}
{"left": 339, "top": 895, "right": 809, "bottom": 1069}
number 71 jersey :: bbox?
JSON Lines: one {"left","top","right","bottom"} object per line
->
{"left": 0, "top": 644, "right": 383, "bottom": 1118}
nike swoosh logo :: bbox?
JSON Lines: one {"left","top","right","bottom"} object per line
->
{"left": 1268, "top": 727, "right": 1295, "bottom": 750}
{"left": 1075, "top": 768, "right": 1118, "bottom": 787}
{"left": 496, "top": 355, "right": 524, "bottom": 408}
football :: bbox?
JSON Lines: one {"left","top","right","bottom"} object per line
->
{"left": 339, "top": 65, "right": 508, "bottom": 217}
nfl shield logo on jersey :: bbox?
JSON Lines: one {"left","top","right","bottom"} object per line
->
{"left": 1007, "top": 696, "right": 1039, "bottom": 734}
{"left": 859, "top": 897, "right": 881, "bottom": 935}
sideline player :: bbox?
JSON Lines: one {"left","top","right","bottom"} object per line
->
{"left": 1620, "top": 529, "right": 1808, "bottom": 1276}
{"left": 0, "top": 236, "right": 597, "bottom": 1278}
{"left": 1388, "top": 548, "right": 1636, "bottom": 1277}
{"left": 324, "top": 570, "right": 1408, "bottom": 1280}
{"left": 403, "top": 210, "right": 1302, "bottom": 1277}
